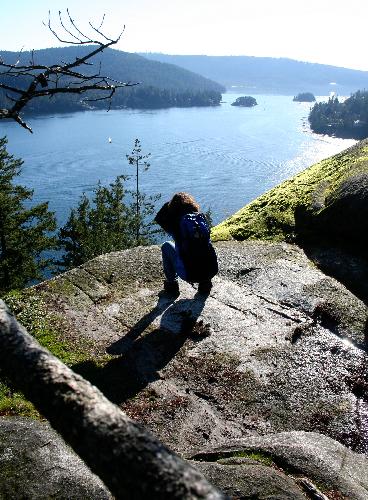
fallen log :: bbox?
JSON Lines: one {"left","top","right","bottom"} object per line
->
{"left": 0, "top": 300, "right": 225, "bottom": 499}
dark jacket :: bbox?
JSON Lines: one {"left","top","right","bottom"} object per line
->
{"left": 155, "top": 202, "right": 218, "bottom": 282}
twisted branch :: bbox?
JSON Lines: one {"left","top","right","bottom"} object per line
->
{"left": 0, "top": 10, "right": 135, "bottom": 132}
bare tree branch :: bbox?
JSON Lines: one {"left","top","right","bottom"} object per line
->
{"left": 67, "top": 8, "right": 96, "bottom": 42}
{"left": 96, "top": 13, "right": 106, "bottom": 31}
{"left": 1, "top": 84, "right": 26, "bottom": 95}
{"left": 58, "top": 10, "right": 84, "bottom": 43}
{"left": 0, "top": 10, "right": 134, "bottom": 132}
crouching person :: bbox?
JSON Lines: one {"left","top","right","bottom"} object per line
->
{"left": 154, "top": 192, "right": 218, "bottom": 296}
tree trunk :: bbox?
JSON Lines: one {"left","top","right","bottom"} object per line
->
{"left": 136, "top": 158, "right": 140, "bottom": 244}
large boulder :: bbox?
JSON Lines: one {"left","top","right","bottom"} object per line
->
{"left": 2, "top": 241, "right": 368, "bottom": 497}
{"left": 194, "top": 461, "right": 306, "bottom": 499}
{"left": 0, "top": 417, "right": 111, "bottom": 499}
{"left": 193, "top": 431, "right": 368, "bottom": 499}
{"left": 316, "top": 171, "right": 368, "bottom": 245}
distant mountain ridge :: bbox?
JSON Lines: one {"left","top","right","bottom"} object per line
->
{"left": 0, "top": 47, "right": 225, "bottom": 113}
{"left": 139, "top": 53, "right": 368, "bottom": 95}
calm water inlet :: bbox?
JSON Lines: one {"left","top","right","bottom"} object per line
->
{"left": 0, "top": 94, "right": 356, "bottom": 227}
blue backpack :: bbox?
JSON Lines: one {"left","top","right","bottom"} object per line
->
{"left": 177, "top": 212, "right": 218, "bottom": 283}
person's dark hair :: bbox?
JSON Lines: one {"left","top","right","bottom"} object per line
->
{"left": 168, "top": 192, "right": 200, "bottom": 218}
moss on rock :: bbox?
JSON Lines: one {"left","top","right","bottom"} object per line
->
{"left": 3, "top": 290, "right": 92, "bottom": 366}
{"left": 212, "top": 139, "right": 368, "bottom": 242}
{"left": 0, "top": 289, "right": 106, "bottom": 418}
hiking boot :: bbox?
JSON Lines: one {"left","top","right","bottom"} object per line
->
{"left": 197, "top": 280, "right": 212, "bottom": 294}
{"left": 163, "top": 280, "right": 180, "bottom": 296}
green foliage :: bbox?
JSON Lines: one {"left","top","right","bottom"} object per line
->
{"left": 111, "top": 86, "right": 222, "bottom": 110}
{"left": 0, "top": 381, "right": 39, "bottom": 418}
{"left": 204, "top": 208, "right": 214, "bottom": 228}
{"left": 293, "top": 92, "right": 315, "bottom": 102}
{"left": 0, "top": 137, "right": 57, "bottom": 293}
{"left": 309, "top": 90, "right": 368, "bottom": 139}
{"left": 59, "top": 144, "right": 160, "bottom": 270}
{"left": 231, "top": 96, "right": 257, "bottom": 107}
{"left": 59, "top": 176, "right": 132, "bottom": 268}
{"left": 126, "top": 138, "right": 155, "bottom": 244}
{"left": 3, "top": 86, "right": 222, "bottom": 114}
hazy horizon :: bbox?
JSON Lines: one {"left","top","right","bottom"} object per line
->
{"left": 1, "top": 0, "right": 368, "bottom": 72}
{"left": 2, "top": 45, "right": 368, "bottom": 76}
{"left": 136, "top": 52, "right": 368, "bottom": 73}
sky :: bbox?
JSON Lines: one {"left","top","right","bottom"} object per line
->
{"left": 1, "top": 0, "right": 368, "bottom": 71}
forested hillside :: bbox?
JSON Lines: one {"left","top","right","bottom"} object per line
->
{"left": 0, "top": 46, "right": 225, "bottom": 113}
{"left": 141, "top": 53, "right": 368, "bottom": 95}
{"left": 309, "top": 90, "right": 368, "bottom": 139}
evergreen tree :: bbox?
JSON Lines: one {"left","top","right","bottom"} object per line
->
{"left": 59, "top": 174, "right": 159, "bottom": 270}
{"left": 126, "top": 139, "right": 151, "bottom": 245}
{"left": 0, "top": 137, "right": 57, "bottom": 293}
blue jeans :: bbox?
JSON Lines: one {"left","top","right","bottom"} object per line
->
{"left": 161, "top": 241, "right": 187, "bottom": 282}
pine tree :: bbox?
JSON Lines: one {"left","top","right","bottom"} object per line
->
{"left": 0, "top": 137, "right": 57, "bottom": 293}
{"left": 59, "top": 174, "right": 159, "bottom": 270}
{"left": 126, "top": 139, "right": 152, "bottom": 245}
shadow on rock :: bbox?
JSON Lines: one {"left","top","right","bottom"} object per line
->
{"left": 106, "top": 292, "right": 179, "bottom": 355}
{"left": 73, "top": 292, "right": 210, "bottom": 405}
{"left": 294, "top": 206, "right": 368, "bottom": 305}
{"left": 301, "top": 243, "right": 368, "bottom": 306}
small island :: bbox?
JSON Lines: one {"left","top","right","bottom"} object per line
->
{"left": 293, "top": 92, "right": 316, "bottom": 102}
{"left": 231, "top": 96, "right": 258, "bottom": 107}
